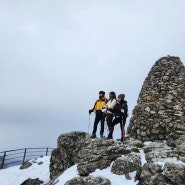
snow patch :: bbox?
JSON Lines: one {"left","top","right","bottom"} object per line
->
{"left": 139, "top": 149, "right": 147, "bottom": 165}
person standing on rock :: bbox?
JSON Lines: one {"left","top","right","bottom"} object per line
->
{"left": 89, "top": 91, "right": 107, "bottom": 138}
{"left": 103, "top": 91, "right": 117, "bottom": 138}
{"left": 106, "top": 94, "right": 128, "bottom": 141}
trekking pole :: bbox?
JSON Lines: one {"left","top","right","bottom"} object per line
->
{"left": 88, "top": 114, "right": 91, "bottom": 134}
{"left": 106, "top": 122, "right": 109, "bottom": 136}
{"left": 121, "top": 117, "right": 125, "bottom": 141}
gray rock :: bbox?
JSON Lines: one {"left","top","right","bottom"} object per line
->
{"left": 164, "top": 162, "right": 185, "bottom": 185}
{"left": 76, "top": 139, "right": 132, "bottom": 176}
{"left": 64, "top": 176, "right": 111, "bottom": 185}
{"left": 111, "top": 152, "right": 141, "bottom": 175}
{"left": 138, "top": 163, "right": 170, "bottom": 185}
{"left": 50, "top": 131, "right": 87, "bottom": 179}
{"left": 20, "top": 178, "right": 43, "bottom": 185}
{"left": 176, "top": 142, "right": 185, "bottom": 157}
{"left": 20, "top": 161, "right": 32, "bottom": 170}
{"left": 143, "top": 142, "right": 176, "bottom": 163}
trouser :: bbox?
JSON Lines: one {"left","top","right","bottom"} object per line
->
{"left": 92, "top": 111, "right": 105, "bottom": 135}
{"left": 109, "top": 117, "right": 126, "bottom": 138}
{"left": 106, "top": 113, "right": 114, "bottom": 130}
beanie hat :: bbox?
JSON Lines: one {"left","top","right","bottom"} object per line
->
{"left": 99, "top": 91, "right": 105, "bottom": 95}
{"left": 118, "top": 94, "right": 125, "bottom": 100}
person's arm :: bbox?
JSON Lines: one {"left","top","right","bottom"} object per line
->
{"left": 89, "top": 100, "right": 98, "bottom": 114}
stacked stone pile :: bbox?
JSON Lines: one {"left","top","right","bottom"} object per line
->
{"left": 127, "top": 56, "right": 185, "bottom": 141}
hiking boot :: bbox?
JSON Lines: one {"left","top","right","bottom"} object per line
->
{"left": 100, "top": 133, "right": 105, "bottom": 138}
{"left": 121, "top": 137, "right": 124, "bottom": 142}
{"left": 90, "top": 134, "right": 96, "bottom": 139}
{"left": 106, "top": 134, "right": 113, "bottom": 140}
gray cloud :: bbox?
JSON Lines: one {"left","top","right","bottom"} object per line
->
{"left": 1, "top": 0, "right": 185, "bottom": 150}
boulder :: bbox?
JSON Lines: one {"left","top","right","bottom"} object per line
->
{"left": 20, "top": 178, "right": 43, "bottom": 185}
{"left": 138, "top": 163, "right": 170, "bottom": 185}
{"left": 50, "top": 131, "right": 87, "bottom": 179}
{"left": 76, "top": 139, "right": 132, "bottom": 176}
{"left": 111, "top": 152, "right": 141, "bottom": 175}
{"left": 164, "top": 162, "right": 185, "bottom": 185}
{"left": 20, "top": 161, "right": 32, "bottom": 170}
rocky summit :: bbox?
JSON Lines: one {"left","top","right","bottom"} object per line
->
{"left": 127, "top": 56, "right": 185, "bottom": 141}
{"left": 48, "top": 56, "right": 185, "bottom": 185}
{"left": 48, "top": 129, "right": 185, "bottom": 185}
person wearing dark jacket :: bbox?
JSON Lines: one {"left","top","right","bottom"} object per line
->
{"left": 89, "top": 91, "right": 107, "bottom": 138}
{"left": 106, "top": 94, "right": 128, "bottom": 141}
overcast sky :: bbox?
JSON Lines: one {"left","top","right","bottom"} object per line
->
{"left": 1, "top": 0, "right": 185, "bottom": 151}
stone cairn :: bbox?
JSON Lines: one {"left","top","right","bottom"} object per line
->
{"left": 127, "top": 56, "right": 185, "bottom": 141}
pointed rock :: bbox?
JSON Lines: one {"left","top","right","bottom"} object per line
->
{"left": 127, "top": 56, "right": 185, "bottom": 141}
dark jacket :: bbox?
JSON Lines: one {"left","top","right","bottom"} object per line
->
{"left": 108, "top": 100, "right": 128, "bottom": 118}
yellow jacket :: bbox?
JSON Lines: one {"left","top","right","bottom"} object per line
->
{"left": 93, "top": 97, "right": 107, "bottom": 111}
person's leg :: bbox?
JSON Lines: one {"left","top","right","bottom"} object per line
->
{"left": 106, "top": 114, "right": 113, "bottom": 130}
{"left": 91, "top": 113, "right": 101, "bottom": 138}
{"left": 100, "top": 114, "right": 106, "bottom": 137}
{"left": 107, "top": 116, "right": 118, "bottom": 139}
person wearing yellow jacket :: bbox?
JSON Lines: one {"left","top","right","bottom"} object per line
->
{"left": 89, "top": 91, "right": 107, "bottom": 138}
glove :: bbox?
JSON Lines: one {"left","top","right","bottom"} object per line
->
{"left": 101, "top": 106, "right": 107, "bottom": 112}
{"left": 89, "top": 109, "right": 93, "bottom": 114}
{"left": 102, "top": 106, "right": 106, "bottom": 109}
{"left": 121, "top": 109, "right": 124, "bottom": 113}
{"left": 108, "top": 108, "right": 114, "bottom": 113}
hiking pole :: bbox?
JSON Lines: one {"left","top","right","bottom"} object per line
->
{"left": 121, "top": 117, "right": 125, "bottom": 141}
{"left": 106, "top": 121, "right": 109, "bottom": 136}
{"left": 88, "top": 114, "right": 91, "bottom": 134}
{"left": 103, "top": 115, "right": 108, "bottom": 137}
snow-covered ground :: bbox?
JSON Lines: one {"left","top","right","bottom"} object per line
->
{"left": 0, "top": 157, "right": 50, "bottom": 185}
{"left": 0, "top": 156, "right": 139, "bottom": 185}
